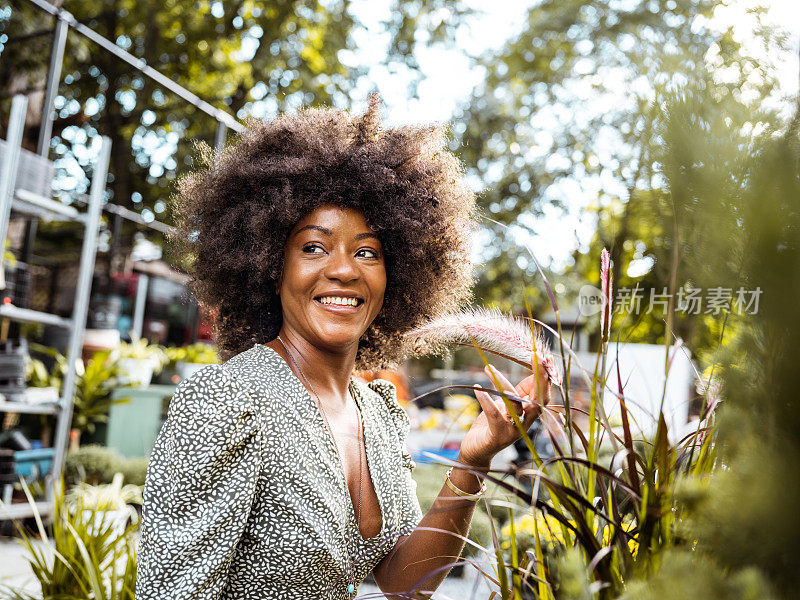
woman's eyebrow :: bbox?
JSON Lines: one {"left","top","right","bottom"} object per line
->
{"left": 293, "top": 224, "right": 331, "bottom": 237}
{"left": 293, "top": 225, "right": 379, "bottom": 242}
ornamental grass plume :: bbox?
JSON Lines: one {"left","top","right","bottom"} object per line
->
{"left": 601, "top": 248, "right": 612, "bottom": 341}
{"left": 407, "top": 307, "right": 562, "bottom": 386}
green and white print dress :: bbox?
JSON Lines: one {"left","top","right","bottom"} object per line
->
{"left": 136, "top": 343, "right": 423, "bottom": 600}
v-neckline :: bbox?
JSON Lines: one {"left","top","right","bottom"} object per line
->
{"left": 255, "top": 343, "right": 387, "bottom": 542}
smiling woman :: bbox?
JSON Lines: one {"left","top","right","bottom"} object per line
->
{"left": 136, "top": 94, "right": 553, "bottom": 600}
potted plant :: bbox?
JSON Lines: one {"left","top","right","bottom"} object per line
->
{"left": 66, "top": 472, "right": 142, "bottom": 537}
{"left": 10, "top": 479, "right": 138, "bottom": 599}
{"left": 174, "top": 342, "right": 219, "bottom": 380}
{"left": 72, "top": 349, "right": 131, "bottom": 448}
{"left": 115, "top": 335, "right": 168, "bottom": 387}
{"left": 25, "top": 344, "right": 131, "bottom": 449}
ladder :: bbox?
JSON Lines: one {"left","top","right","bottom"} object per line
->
{"left": 0, "top": 94, "right": 110, "bottom": 521}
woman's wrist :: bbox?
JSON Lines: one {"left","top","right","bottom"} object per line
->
{"left": 456, "top": 450, "right": 492, "bottom": 470}
{"left": 446, "top": 451, "right": 491, "bottom": 495}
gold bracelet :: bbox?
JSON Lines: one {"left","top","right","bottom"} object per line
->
{"left": 445, "top": 467, "right": 487, "bottom": 501}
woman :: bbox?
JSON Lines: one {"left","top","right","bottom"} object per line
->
{"left": 136, "top": 95, "right": 552, "bottom": 599}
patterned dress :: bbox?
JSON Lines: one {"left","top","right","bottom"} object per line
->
{"left": 136, "top": 342, "right": 423, "bottom": 599}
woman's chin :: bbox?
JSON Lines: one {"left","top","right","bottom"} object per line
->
{"left": 312, "top": 328, "right": 364, "bottom": 350}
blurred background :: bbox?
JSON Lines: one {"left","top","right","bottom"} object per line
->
{"left": 0, "top": 0, "right": 798, "bottom": 598}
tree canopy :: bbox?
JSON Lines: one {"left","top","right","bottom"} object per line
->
{"left": 453, "top": 0, "right": 785, "bottom": 338}
{"left": 0, "top": 0, "right": 472, "bottom": 266}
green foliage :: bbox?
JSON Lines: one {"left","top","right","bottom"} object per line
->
{"left": 455, "top": 0, "right": 781, "bottom": 315}
{"left": 26, "top": 343, "right": 132, "bottom": 438}
{"left": 648, "top": 94, "right": 800, "bottom": 597}
{"left": 452, "top": 31, "right": 800, "bottom": 598}
{"left": 27, "top": 341, "right": 77, "bottom": 390}
{"left": 66, "top": 445, "right": 122, "bottom": 485}
{"left": 1, "top": 481, "right": 138, "bottom": 600}
{"left": 65, "top": 445, "right": 148, "bottom": 488}
{"left": 25, "top": 355, "right": 56, "bottom": 389}
{"left": 556, "top": 545, "right": 593, "bottom": 600}
{"left": 165, "top": 341, "right": 219, "bottom": 366}
{"left": 73, "top": 350, "right": 130, "bottom": 437}
{"left": 689, "top": 439, "right": 800, "bottom": 589}
{"left": 435, "top": 285, "right": 720, "bottom": 598}
{"left": 574, "top": 80, "right": 784, "bottom": 354}
{"left": 620, "top": 550, "right": 775, "bottom": 600}
{"left": 116, "top": 457, "right": 149, "bottom": 487}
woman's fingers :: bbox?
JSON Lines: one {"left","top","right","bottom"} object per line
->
{"left": 542, "top": 376, "right": 552, "bottom": 406}
{"left": 473, "top": 363, "right": 550, "bottom": 452}
{"left": 484, "top": 365, "right": 524, "bottom": 416}
{"left": 516, "top": 360, "right": 552, "bottom": 405}
{"left": 472, "top": 385, "right": 503, "bottom": 421}
{"left": 485, "top": 364, "right": 515, "bottom": 392}
{"left": 522, "top": 400, "right": 541, "bottom": 426}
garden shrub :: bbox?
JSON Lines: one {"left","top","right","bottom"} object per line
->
{"left": 118, "top": 456, "right": 150, "bottom": 487}
{"left": 65, "top": 445, "right": 149, "bottom": 487}
{"left": 65, "top": 445, "right": 122, "bottom": 485}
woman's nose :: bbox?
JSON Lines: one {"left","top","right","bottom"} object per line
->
{"left": 323, "top": 250, "right": 359, "bottom": 281}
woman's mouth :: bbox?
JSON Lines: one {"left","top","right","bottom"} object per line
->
{"left": 313, "top": 295, "right": 364, "bottom": 313}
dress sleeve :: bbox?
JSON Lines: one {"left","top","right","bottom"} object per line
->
{"left": 367, "top": 379, "right": 423, "bottom": 537}
{"left": 136, "top": 364, "right": 261, "bottom": 600}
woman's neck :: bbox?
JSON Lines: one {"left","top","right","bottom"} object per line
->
{"left": 266, "top": 329, "right": 357, "bottom": 408}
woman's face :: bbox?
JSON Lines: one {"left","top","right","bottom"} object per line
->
{"left": 277, "top": 204, "right": 387, "bottom": 352}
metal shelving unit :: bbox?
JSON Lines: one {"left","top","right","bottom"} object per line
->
{"left": 0, "top": 94, "right": 110, "bottom": 521}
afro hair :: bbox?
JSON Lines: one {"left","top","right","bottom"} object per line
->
{"left": 169, "top": 94, "right": 476, "bottom": 369}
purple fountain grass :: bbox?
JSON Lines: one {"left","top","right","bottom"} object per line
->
{"left": 600, "top": 248, "right": 612, "bottom": 341}
{"left": 696, "top": 373, "right": 722, "bottom": 419}
{"left": 407, "top": 307, "right": 563, "bottom": 386}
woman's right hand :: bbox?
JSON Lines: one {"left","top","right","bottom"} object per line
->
{"left": 458, "top": 363, "right": 552, "bottom": 467}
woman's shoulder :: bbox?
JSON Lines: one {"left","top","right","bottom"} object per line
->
{"left": 354, "top": 376, "right": 398, "bottom": 408}
{"left": 222, "top": 343, "right": 298, "bottom": 399}
{"left": 355, "top": 377, "right": 416, "bottom": 471}
{"left": 354, "top": 377, "right": 410, "bottom": 433}
{"left": 169, "top": 363, "right": 250, "bottom": 419}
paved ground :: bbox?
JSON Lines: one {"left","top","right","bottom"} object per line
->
{"left": 0, "top": 539, "right": 42, "bottom": 596}
{"left": 0, "top": 538, "right": 497, "bottom": 599}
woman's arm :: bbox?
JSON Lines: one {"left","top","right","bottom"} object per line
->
{"left": 136, "top": 365, "right": 261, "bottom": 600}
{"left": 373, "top": 363, "right": 552, "bottom": 597}
{"left": 371, "top": 452, "right": 490, "bottom": 597}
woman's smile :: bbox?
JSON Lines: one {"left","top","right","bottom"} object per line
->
{"left": 314, "top": 292, "right": 365, "bottom": 313}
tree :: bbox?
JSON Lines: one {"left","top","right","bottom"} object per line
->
{"left": 453, "top": 0, "right": 782, "bottom": 326}
{"left": 0, "top": 0, "right": 472, "bottom": 271}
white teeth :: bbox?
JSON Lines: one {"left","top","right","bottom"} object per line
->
{"left": 319, "top": 296, "right": 359, "bottom": 306}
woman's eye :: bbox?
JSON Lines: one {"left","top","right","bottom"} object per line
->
{"left": 302, "top": 244, "right": 325, "bottom": 254}
{"left": 357, "top": 248, "right": 380, "bottom": 259}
